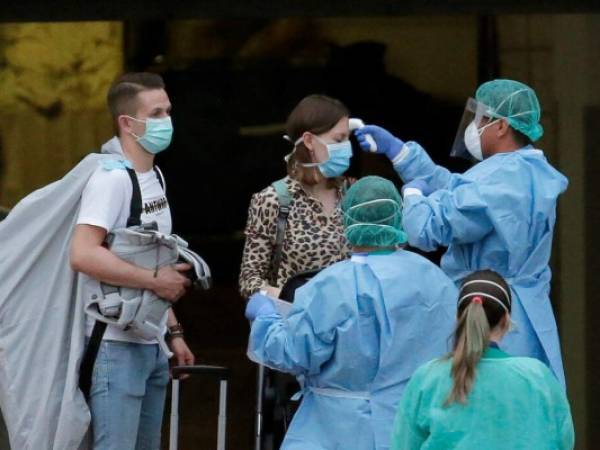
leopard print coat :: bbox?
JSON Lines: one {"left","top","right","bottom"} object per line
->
{"left": 239, "top": 176, "right": 350, "bottom": 298}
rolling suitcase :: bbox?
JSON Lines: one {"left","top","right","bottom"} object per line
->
{"left": 169, "top": 365, "right": 231, "bottom": 450}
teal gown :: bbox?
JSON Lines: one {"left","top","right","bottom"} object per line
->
{"left": 390, "top": 347, "right": 574, "bottom": 450}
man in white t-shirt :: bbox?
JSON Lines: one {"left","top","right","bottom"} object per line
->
{"left": 70, "top": 72, "right": 194, "bottom": 450}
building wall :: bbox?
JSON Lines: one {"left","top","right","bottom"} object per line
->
{"left": 497, "top": 13, "right": 600, "bottom": 449}
{"left": 317, "top": 16, "right": 478, "bottom": 102}
{"left": 0, "top": 22, "right": 123, "bottom": 206}
{"left": 167, "top": 17, "right": 478, "bottom": 102}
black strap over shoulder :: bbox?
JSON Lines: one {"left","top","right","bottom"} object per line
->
{"left": 125, "top": 167, "right": 142, "bottom": 227}
{"left": 78, "top": 321, "right": 107, "bottom": 400}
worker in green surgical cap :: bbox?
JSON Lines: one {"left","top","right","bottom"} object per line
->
{"left": 355, "top": 79, "right": 569, "bottom": 388}
{"left": 245, "top": 176, "right": 457, "bottom": 450}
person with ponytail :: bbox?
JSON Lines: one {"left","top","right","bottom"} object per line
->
{"left": 390, "top": 270, "right": 574, "bottom": 450}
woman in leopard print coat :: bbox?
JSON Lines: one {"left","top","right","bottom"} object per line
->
{"left": 239, "top": 95, "right": 352, "bottom": 299}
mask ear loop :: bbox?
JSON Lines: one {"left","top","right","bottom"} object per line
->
{"left": 123, "top": 115, "right": 145, "bottom": 140}
{"left": 344, "top": 199, "right": 401, "bottom": 225}
{"left": 282, "top": 135, "right": 309, "bottom": 167}
{"left": 299, "top": 134, "right": 326, "bottom": 168}
{"left": 285, "top": 132, "right": 333, "bottom": 168}
{"left": 283, "top": 136, "right": 294, "bottom": 164}
{"left": 346, "top": 198, "right": 403, "bottom": 210}
{"left": 476, "top": 118, "right": 501, "bottom": 135}
{"left": 461, "top": 279, "right": 511, "bottom": 307}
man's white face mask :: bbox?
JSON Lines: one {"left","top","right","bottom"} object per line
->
{"left": 463, "top": 119, "right": 499, "bottom": 161}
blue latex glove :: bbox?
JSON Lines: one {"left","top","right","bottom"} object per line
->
{"left": 401, "top": 179, "right": 432, "bottom": 197}
{"left": 354, "top": 125, "right": 404, "bottom": 160}
{"left": 245, "top": 292, "right": 277, "bottom": 321}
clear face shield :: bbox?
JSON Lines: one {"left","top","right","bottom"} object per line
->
{"left": 450, "top": 97, "right": 494, "bottom": 161}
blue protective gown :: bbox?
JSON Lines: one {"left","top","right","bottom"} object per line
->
{"left": 390, "top": 348, "right": 574, "bottom": 450}
{"left": 248, "top": 250, "right": 458, "bottom": 450}
{"left": 393, "top": 142, "right": 568, "bottom": 386}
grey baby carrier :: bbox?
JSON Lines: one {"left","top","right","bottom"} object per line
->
{"left": 84, "top": 224, "right": 211, "bottom": 356}
{"left": 79, "top": 166, "right": 211, "bottom": 400}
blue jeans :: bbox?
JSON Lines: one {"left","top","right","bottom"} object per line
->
{"left": 90, "top": 340, "right": 170, "bottom": 450}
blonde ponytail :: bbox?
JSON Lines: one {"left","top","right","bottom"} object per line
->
{"left": 445, "top": 270, "right": 512, "bottom": 406}
{"left": 444, "top": 270, "right": 512, "bottom": 406}
{"left": 445, "top": 301, "right": 490, "bottom": 406}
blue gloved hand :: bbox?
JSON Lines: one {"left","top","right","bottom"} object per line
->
{"left": 401, "top": 179, "right": 432, "bottom": 197}
{"left": 245, "top": 292, "right": 277, "bottom": 321}
{"left": 354, "top": 125, "right": 405, "bottom": 160}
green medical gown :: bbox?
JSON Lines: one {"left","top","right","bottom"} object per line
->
{"left": 390, "top": 347, "right": 574, "bottom": 450}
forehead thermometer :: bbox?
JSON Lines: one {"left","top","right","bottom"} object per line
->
{"left": 349, "top": 118, "right": 377, "bottom": 152}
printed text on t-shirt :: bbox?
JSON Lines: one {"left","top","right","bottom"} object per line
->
{"left": 144, "top": 197, "right": 168, "bottom": 214}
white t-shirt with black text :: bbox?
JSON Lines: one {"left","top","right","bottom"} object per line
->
{"left": 77, "top": 164, "right": 171, "bottom": 344}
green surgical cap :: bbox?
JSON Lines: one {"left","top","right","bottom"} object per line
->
{"left": 476, "top": 79, "right": 544, "bottom": 142}
{"left": 341, "top": 176, "right": 407, "bottom": 248}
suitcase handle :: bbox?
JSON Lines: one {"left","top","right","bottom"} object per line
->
{"left": 170, "top": 365, "right": 230, "bottom": 450}
{"left": 172, "top": 364, "right": 231, "bottom": 380}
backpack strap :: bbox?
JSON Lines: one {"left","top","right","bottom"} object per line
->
{"left": 125, "top": 167, "right": 142, "bottom": 227}
{"left": 269, "top": 178, "right": 293, "bottom": 286}
{"left": 123, "top": 166, "right": 165, "bottom": 226}
{"left": 78, "top": 320, "right": 107, "bottom": 400}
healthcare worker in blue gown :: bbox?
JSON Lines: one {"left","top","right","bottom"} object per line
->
{"left": 390, "top": 270, "right": 574, "bottom": 450}
{"left": 245, "top": 176, "right": 458, "bottom": 450}
{"left": 354, "top": 79, "right": 568, "bottom": 387}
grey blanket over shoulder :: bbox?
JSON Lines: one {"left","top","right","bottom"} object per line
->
{"left": 0, "top": 138, "right": 124, "bottom": 450}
